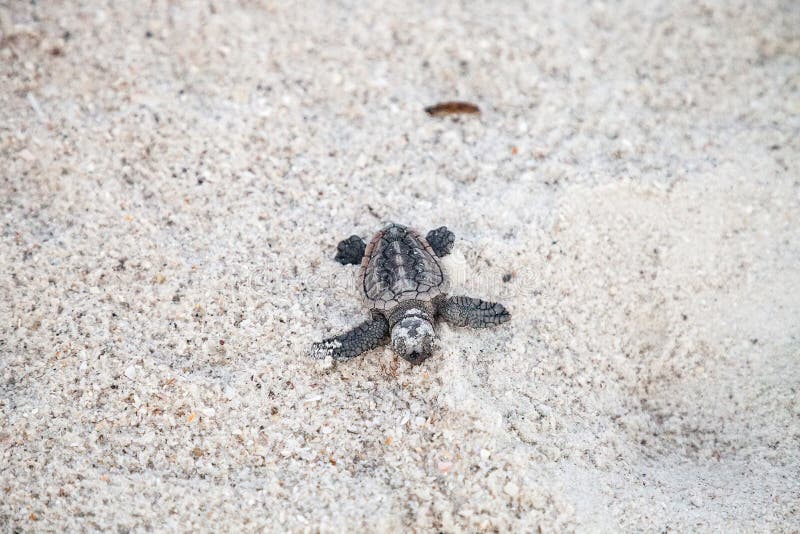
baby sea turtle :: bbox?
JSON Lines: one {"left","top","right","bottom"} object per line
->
{"left": 310, "top": 223, "right": 510, "bottom": 365}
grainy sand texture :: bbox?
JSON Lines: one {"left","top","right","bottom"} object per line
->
{"left": 2, "top": 1, "right": 799, "bottom": 531}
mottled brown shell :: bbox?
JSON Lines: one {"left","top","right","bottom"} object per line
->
{"left": 359, "top": 224, "right": 445, "bottom": 312}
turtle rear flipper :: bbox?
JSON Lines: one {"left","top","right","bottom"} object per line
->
{"left": 334, "top": 235, "right": 367, "bottom": 265}
{"left": 438, "top": 296, "right": 510, "bottom": 328}
{"left": 425, "top": 226, "right": 455, "bottom": 257}
{"left": 310, "top": 315, "right": 389, "bottom": 360}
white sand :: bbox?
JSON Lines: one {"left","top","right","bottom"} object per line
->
{"left": 1, "top": 1, "right": 799, "bottom": 531}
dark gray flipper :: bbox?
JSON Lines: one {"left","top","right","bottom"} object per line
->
{"left": 310, "top": 314, "right": 390, "bottom": 360}
{"left": 426, "top": 226, "right": 455, "bottom": 257}
{"left": 334, "top": 235, "right": 367, "bottom": 265}
{"left": 438, "top": 296, "right": 510, "bottom": 328}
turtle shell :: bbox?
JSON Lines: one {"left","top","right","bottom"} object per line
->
{"left": 360, "top": 224, "right": 445, "bottom": 312}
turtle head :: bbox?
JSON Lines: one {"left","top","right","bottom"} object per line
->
{"left": 390, "top": 313, "right": 434, "bottom": 365}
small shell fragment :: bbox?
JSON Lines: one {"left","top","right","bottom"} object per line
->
{"left": 437, "top": 461, "right": 453, "bottom": 473}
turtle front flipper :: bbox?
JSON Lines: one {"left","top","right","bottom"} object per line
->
{"left": 334, "top": 235, "right": 367, "bottom": 265}
{"left": 310, "top": 314, "right": 389, "bottom": 360}
{"left": 425, "top": 226, "right": 455, "bottom": 257}
{"left": 438, "top": 296, "right": 510, "bottom": 328}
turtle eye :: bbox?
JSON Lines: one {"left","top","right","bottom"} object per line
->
{"left": 406, "top": 350, "right": 429, "bottom": 365}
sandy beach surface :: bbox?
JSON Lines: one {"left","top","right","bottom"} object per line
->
{"left": 2, "top": 1, "right": 799, "bottom": 531}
